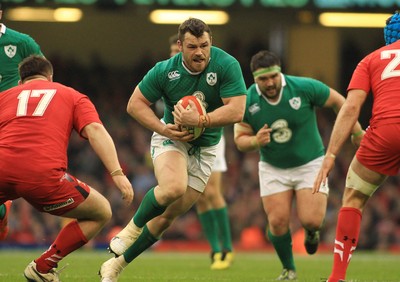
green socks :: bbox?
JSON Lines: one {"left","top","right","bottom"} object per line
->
{"left": 198, "top": 210, "right": 221, "bottom": 252}
{"left": 133, "top": 187, "right": 166, "bottom": 227}
{"left": 123, "top": 225, "right": 158, "bottom": 263}
{"left": 0, "top": 204, "right": 5, "bottom": 219}
{"left": 268, "top": 229, "right": 296, "bottom": 271}
{"left": 198, "top": 206, "right": 233, "bottom": 253}
{"left": 215, "top": 207, "right": 233, "bottom": 251}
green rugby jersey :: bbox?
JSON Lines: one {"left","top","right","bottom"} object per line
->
{"left": 139, "top": 46, "right": 246, "bottom": 147}
{"left": 244, "top": 74, "right": 330, "bottom": 169}
{"left": 0, "top": 25, "right": 43, "bottom": 92}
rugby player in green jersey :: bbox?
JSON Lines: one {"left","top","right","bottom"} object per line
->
{"left": 234, "top": 50, "right": 364, "bottom": 280}
{"left": 99, "top": 18, "right": 246, "bottom": 281}
{"left": 0, "top": 3, "right": 44, "bottom": 241}
{"left": 169, "top": 34, "right": 234, "bottom": 270}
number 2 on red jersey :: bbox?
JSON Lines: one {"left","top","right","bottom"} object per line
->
{"left": 381, "top": 50, "right": 400, "bottom": 80}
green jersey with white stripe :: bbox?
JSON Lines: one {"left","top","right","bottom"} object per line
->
{"left": 244, "top": 74, "right": 330, "bottom": 168}
{"left": 0, "top": 25, "right": 43, "bottom": 91}
{"left": 139, "top": 46, "right": 246, "bottom": 147}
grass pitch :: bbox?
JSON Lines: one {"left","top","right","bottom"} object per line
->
{"left": 0, "top": 249, "right": 398, "bottom": 281}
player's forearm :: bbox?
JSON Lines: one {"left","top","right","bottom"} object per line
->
{"left": 234, "top": 135, "right": 260, "bottom": 152}
{"left": 128, "top": 103, "right": 166, "bottom": 135}
{"left": 233, "top": 122, "right": 259, "bottom": 152}
{"left": 327, "top": 103, "right": 360, "bottom": 155}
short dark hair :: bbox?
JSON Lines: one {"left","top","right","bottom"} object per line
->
{"left": 250, "top": 50, "right": 281, "bottom": 73}
{"left": 178, "top": 18, "right": 212, "bottom": 42}
{"left": 19, "top": 55, "right": 53, "bottom": 82}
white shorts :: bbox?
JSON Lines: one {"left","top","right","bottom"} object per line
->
{"left": 150, "top": 131, "right": 218, "bottom": 193}
{"left": 259, "top": 156, "right": 329, "bottom": 197}
{"left": 212, "top": 135, "right": 227, "bottom": 172}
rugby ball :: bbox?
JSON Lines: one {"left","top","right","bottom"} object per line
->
{"left": 177, "top": 96, "right": 206, "bottom": 140}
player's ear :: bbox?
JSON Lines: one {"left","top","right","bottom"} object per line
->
{"left": 177, "top": 40, "right": 183, "bottom": 51}
{"left": 48, "top": 75, "right": 53, "bottom": 82}
{"left": 18, "top": 80, "right": 22, "bottom": 85}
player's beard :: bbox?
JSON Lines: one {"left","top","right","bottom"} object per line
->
{"left": 263, "top": 86, "right": 280, "bottom": 102}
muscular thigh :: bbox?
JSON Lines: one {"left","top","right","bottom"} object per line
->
{"left": 154, "top": 150, "right": 188, "bottom": 189}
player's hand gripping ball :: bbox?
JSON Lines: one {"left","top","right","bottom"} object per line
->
{"left": 177, "top": 96, "right": 206, "bottom": 140}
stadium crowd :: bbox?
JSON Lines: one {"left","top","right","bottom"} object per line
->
{"left": 2, "top": 46, "right": 400, "bottom": 253}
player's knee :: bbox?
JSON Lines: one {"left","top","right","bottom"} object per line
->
{"left": 203, "top": 187, "right": 218, "bottom": 200}
{"left": 196, "top": 194, "right": 208, "bottom": 208}
{"left": 268, "top": 216, "right": 289, "bottom": 232}
{"left": 96, "top": 199, "right": 112, "bottom": 224}
{"left": 159, "top": 183, "right": 187, "bottom": 203}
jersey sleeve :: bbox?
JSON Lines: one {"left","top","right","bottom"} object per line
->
{"left": 138, "top": 63, "right": 164, "bottom": 104}
{"left": 21, "top": 35, "right": 44, "bottom": 57}
{"left": 304, "top": 78, "right": 330, "bottom": 107}
{"left": 219, "top": 61, "right": 247, "bottom": 98}
{"left": 347, "top": 55, "right": 371, "bottom": 93}
{"left": 73, "top": 93, "right": 102, "bottom": 137}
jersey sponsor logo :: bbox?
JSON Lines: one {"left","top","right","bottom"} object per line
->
{"left": 289, "top": 97, "right": 301, "bottom": 110}
{"left": 4, "top": 45, "right": 17, "bottom": 58}
{"left": 249, "top": 103, "right": 261, "bottom": 115}
{"left": 271, "top": 119, "right": 292, "bottom": 143}
{"left": 168, "top": 70, "right": 180, "bottom": 80}
{"left": 43, "top": 198, "right": 75, "bottom": 212}
{"left": 206, "top": 72, "right": 217, "bottom": 86}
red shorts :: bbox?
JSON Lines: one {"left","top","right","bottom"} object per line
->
{"left": 0, "top": 172, "right": 90, "bottom": 216}
{"left": 356, "top": 123, "right": 400, "bottom": 176}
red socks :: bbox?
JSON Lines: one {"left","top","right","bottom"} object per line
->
{"left": 328, "top": 207, "right": 362, "bottom": 282}
{"left": 35, "top": 220, "right": 88, "bottom": 273}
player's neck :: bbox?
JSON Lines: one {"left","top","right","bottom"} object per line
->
{"left": 22, "top": 75, "right": 49, "bottom": 84}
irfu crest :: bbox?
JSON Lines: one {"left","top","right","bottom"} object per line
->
{"left": 289, "top": 97, "right": 301, "bottom": 110}
{"left": 4, "top": 45, "right": 17, "bottom": 58}
{"left": 206, "top": 72, "right": 217, "bottom": 86}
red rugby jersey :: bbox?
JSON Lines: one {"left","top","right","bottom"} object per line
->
{"left": 0, "top": 79, "right": 101, "bottom": 184}
{"left": 347, "top": 40, "right": 400, "bottom": 127}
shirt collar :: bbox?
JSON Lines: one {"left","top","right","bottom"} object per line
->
{"left": 0, "top": 24, "right": 6, "bottom": 38}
